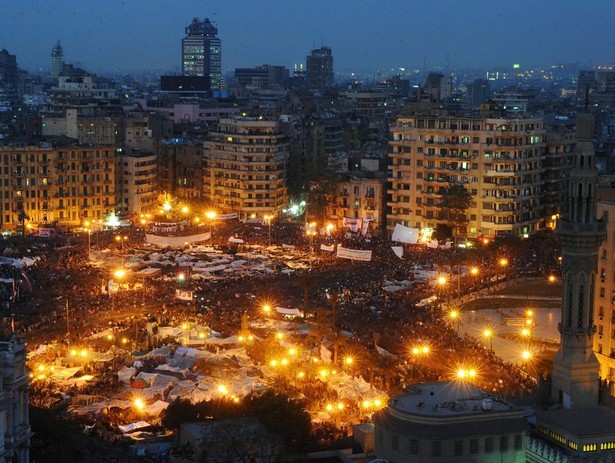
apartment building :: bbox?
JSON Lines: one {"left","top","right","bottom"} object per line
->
{"left": 328, "top": 175, "right": 386, "bottom": 236}
{"left": 116, "top": 149, "right": 157, "bottom": 215}
{"left": 204, "top": 116, "right": 289, "bottom": 220}
{"left": 0, "top": 144, "right": 115, "bottom": 230}
{"left": 388, "top": 112, "right": 546, "bottom": 239}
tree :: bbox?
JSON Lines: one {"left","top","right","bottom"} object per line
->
{"left": 436, "top": 182, "right": 472, "bottom": 243}
{"left": 246, "top": 389, "right": 312, "bottom": 449}
{"left": 307, "top": 178, "right": 338, "bottom": 223}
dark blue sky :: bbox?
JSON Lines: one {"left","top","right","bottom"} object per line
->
{"left": 3, "top": 0, "right": 615, "bottom": 74}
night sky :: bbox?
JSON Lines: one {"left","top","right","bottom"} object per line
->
{"left": 3, "top": 0, "right": 615, "bottom": 74}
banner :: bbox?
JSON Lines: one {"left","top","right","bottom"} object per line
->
{"left": 320, "top": 244, "right": 335, "bottom": 252}
{"left": 391, "top": 246, "right": 403, "bottom": 259}
{"left": 391, "top": 223, "right": 419, "bottom": 244}
{"left": 427, "top": 239, "right": 439, "bottom": 249}
{"left": 361, "top": 220, "right": 370, "bottom": 236}
{"left": 336, "top": 246, "right": 372, "bottom": 262}
{"left": 282, "top": 244, "right": 296, "bottom": 250}
{"left": 145, "top": 232, "right": 210, "bottom": 247}
{"left": 217, "top": 213, "right": 238, "bottom": 220}
{"left": 343, "top": 217, "right": 362, "bottom": 233}
{"left": 228, "top": 237, "right": 244, "bottom": 244}
{"left": 175, "top": 289, "right": 193, "bottom": 301}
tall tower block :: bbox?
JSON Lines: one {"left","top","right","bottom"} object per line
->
{"left": 50, "top": 41, "right": 64, "bottom": 79}
{"left": 552, "top": 111, "right": 607, "bottom": 409}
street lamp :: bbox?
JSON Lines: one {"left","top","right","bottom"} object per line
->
{"left": 483, "top": 328, "right": 493, "bottom": 351}
{"left": 264, "top": 214, "right": 273, "bottom": 247}
{"left": 206, "top": 211, "right": 217, "bottom": 240}
{"left": 448, "top": 309, "right": 460, "bottom": 333}
{"left": 84, "top": 221, "right": 91, "bottom": 260}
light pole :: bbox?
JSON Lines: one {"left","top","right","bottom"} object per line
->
{"left": 84, "top": 221, "right": 91, "bottom": 260}
{"left": 112, "top": 268, "right": 126, "bottom": 313}
{"left": 65, "top": 298, "right": 70, "bottom": 342}
{"left": 206, "top": 211, "right": 217, "bottom": 241}
{"left": 448, "top": 309, "right": 460, "bottom": 333}
{"left": 483, "top": 328, "right": 493, "bottom": 352}
{"left": 264, "top": 214, "right": 273, "bottom": 247}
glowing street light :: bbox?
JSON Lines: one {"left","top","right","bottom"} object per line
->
{"left": 449, "top": 309, "right": 460, "bottom": 332}
{"left": 263, "top": 304, "right": 271, "bottom": 315}
{"left": 483, "top": 328, "right": 493, "bottom": 351}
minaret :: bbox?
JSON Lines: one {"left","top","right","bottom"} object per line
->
{"left": 50, "top": 40, "right": 64, "bottom": 79}
{"left": 551, "top": 106, "right": 607, "bottom": 409}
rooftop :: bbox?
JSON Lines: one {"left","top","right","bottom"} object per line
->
{"left": 536, "top": 406, "right": 615, "bottom": 438}
{"left": 389, "top": 381, "right": 519, "bottom": 418}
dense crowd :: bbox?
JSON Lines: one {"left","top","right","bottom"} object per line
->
{"left": 9, "top": 221, "right": 559, "bottom": 406}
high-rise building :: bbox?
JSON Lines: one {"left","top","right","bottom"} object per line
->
{"left": 204, "top": 116, "right": 289, "bottom": 220}
{"left": 0, "top": 49, "right": 18, "bottom": 90}
{"left": 467, "top": 79, "right": 491, "bottom": 109}
{"left": 306, "top": 46, "right": 333, "bottom": 93}
{"left": 388, "top": 110, "right": 546, "bottom": 239}
{"left": 50, "top": 40, "right": 64, "bottom": 79}
{"left": 425, "top": 73, "right": 452, "bottom": 102}
{"left": 182, "top": 17, "right": 222, "bottom": 93}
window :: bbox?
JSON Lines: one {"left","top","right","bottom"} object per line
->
{"left": 500, "top": 436, "right": 508, "bottom": 452}
{"left": 392, "top": 435, "right": 399, "bottom": 451}
{"left": 432, "top": 441, "right": 441, "bottom": 457}
{"left": 485, "top": 437, "right": 493, "bottom": 453}
{"left": 409, "top": 439, "right": 418, "bottom": 455}
{"left": 455, "top": 440, "right": 463, "bottom": 456}
{"left": 470, "top": 439, "right": 478, "bottom": 454}
{"left": 514, "top": 434, "right": 523, "bottom": 451}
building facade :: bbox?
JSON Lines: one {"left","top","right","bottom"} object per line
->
{"left": 373, "top": 382, "right": 527, "bottom": 463}
{"left": 388, "top": 112, "right": 546, "bottom": 239}
{"left": 0, "top": 337, "right": 30, "bottom": 463}
{"left": 182, "top": 17, "right": 222, "bottom": 93}
{"left": 328, "top": 176, "right": 386, "bottom": 236}
{"left": 116, "top": 150, "right": 157, "bottom": 215}
{"left": 0, "top": 144, "right": 115, "bottom": 230}
{"left": 203, "top": 116, "right": 289, "bottom": 220}
{"left": 306, "top": 46, "right": 333, "bottom": 93}
{"left": 50, "top": 41, "right": 64, "bottom": 79}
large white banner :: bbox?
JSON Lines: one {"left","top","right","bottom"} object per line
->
{"left": 145, "top": 232, "right": 211, "bottom": 247}
{"left": 217, "top": 213, "right": 238, "bottom": 220}
{"left": 175, "top": 289, "right": 193, "bottom": 301}
{"left": 391, "top": 223, "right": 419, "bottom": 244}
{"left": 320, "top": 244, "right": 335, "bottom": 252}
{"left": 343, "top": 217, "right": 362, "bottom": 233}
{"left": 336, "top": 246, "right": 372, "bottom": 261}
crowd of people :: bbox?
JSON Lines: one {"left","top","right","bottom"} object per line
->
{"left": 10, "top": 221, "right": 559, "bottom": 404}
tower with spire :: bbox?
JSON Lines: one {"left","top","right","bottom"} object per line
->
{"left": 551, "top": 108, "right": 607, "bottom": 409}
{"left": 50, "top": 40, "right": 64, "bottom": 79}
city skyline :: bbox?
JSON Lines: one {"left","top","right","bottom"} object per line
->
{"left": 2, "top": 0, "right": 615, "bottom": 75}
